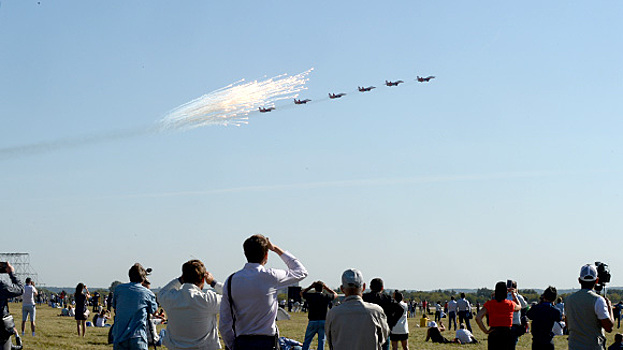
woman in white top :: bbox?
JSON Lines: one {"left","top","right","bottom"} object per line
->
{"left": 390, "top": 291, "right": 409, "bottom": 350}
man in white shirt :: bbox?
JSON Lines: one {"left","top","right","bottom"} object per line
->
{"left": 454, "top": 323, "right": 477, "bottom": 344}
{"left": 158, "top": 259, "right": 223, "bottom": 350}
{"left": 219, "top": 234, "right": 307, "bottom": 350}
{"left": 21, "top": 277, "right": 38, "bottom": 336}
{"left": 456, "top": 293, "right": 472, "bottom": 332}
{"left": 447, "top": 296, "right": 458, "bottom": 331}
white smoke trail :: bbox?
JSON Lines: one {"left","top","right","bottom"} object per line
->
{"left": 159, "top": 68, "right": 313, "bottom": 130}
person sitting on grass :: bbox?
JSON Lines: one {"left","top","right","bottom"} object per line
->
{"left": 425, "top": 321, "right": 458, "bottom": 344}
{"left": 94, "top": 310, "right": 111, "bottom": 327}
{"left": 609, "top": 333, "right": 623, "bottom": 350}
{"left": 455, "top": 323, "right": 478, "bottom": 344}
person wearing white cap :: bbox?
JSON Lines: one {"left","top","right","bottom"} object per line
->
{"left": 325, "top": 269, "right": 389, "bottom": 350}
{"left": 565, "top": 264, "right": 614, "bottom": 350}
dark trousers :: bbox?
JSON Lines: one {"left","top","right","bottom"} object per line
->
{"left": 531, "top": 341, "right": 554, "bottom": 350}
{"left": 458, "top": 311, "right": 472, "bottom": 332}
{"left": 448, "top": 311, "right": 457, "bottom": 330}
{"left": 234, "top": 335, "right": 278, "bottom": 350}
{"left": 488, "top": 327, "right": 514, "bottom": 350}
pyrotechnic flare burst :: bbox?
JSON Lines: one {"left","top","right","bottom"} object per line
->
{"left": 159, "top": 68, "right": 313, "bottom": 130}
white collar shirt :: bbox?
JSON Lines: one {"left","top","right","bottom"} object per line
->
{"left": 218, "top": 251, "right": 307, "bottom": 350}
{"left": 158, "top": 278, "right": 224, "bottom": 350}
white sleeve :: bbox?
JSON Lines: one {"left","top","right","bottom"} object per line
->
{"left": 594, "top": 297, "right": 610, "bottom": 320}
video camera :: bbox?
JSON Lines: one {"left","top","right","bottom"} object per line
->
{"left": 594, "top": 261, "right": 611, "bottom": 294}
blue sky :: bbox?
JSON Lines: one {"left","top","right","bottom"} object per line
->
{"left": 1, "top": 1, "right": 622, "bottom": 291}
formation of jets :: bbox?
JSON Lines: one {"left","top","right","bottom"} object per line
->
{"left": 358, "top": 86, "right": 376, "bottom": 92}
{"left": 417, "top": 76, "right": 435, "bottom": 82}
{"left": 329, "top": 93, "right": 346, "bottom": 99}
{"left": 257, "top": 75, "right": 434, "bottom": 113}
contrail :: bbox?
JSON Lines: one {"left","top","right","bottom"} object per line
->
{"left": 0, "top": 126, "right": 156, "bottom": 160}
{"left": 0, "top": 69, "right": 313, "bottom": 159}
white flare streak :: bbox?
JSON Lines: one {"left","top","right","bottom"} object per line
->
{"left": 160, "top": 69, "right": 313, "bottom": 130}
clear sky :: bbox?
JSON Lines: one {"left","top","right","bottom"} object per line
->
{"left": 1, "top": 1, "right": 622, "bottom": 291}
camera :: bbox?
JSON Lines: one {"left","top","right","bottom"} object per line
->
{"left": 595, "top": 261, "right": 611, "bottom": 293}
{"left": 0, "top": 262, "right": 8, "bottom": 274}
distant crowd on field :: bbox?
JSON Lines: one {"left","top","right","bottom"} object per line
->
{"left": 2, "top": 235, "right": 623, "bottom": 350}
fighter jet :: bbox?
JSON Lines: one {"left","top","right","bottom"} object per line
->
{"left": 358, "top": 86, "right": 376, "bottom": 92}
{"left": 385, "top": 80, "right": 404, "bottom": 87}
{"left": 329, "top": 93, "right": 346, "bottom": 99}
{"left": 417, "top": 76, "right": 435, "bottom": 82}
{"left": 258, "top": 107, "right": 275, "bottom": 113}
{"left": 294, "top": 98, "right": 311, "bottom": 104}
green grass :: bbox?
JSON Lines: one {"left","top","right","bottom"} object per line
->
{"left": 10, "top": 302, "right": 623, "bottom": 349}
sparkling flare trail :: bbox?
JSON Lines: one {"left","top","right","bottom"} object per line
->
{"left": 159, "top": 69, "right": 313, "bottom": 130}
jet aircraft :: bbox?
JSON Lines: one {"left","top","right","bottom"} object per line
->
{"left": 385, "top": 80, "right": 404, "bottom": 86}
{"left": 329, "top": 93, "right": 346, "bottom": 99}
{"left": 294, "top": 98, "right": 311, "bottom": 104}
{"left": 259, "top": 107, "right": 275, "bottom": 113}
{"left": 417, "top": 76, "right": 435, "bottom": 82}
{"left": 358, "top": 86, "right": 376, "bottom": 92}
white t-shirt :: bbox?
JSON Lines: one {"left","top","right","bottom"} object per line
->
{"left": 391, "top": 301, "right": 409, "bottom": 335}
{"left": 594, "top": 296, "right": 610, "bottom": 320}
{"left": 22, "top": 285, "right": 37, "bottom": 306}
{"left": 95, "top": 316, "right": 107, "bottom": 327}
{"left": 448, "top": 300, "right": 458, "bottom": 313}
{"left": 455, "top": 328, "right": 475, "bottom": 343}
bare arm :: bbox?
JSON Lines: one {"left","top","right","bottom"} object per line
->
{"left": 601, "top": 297, "right": 614, "bottom": 333}
{"left": 475, "top": 307, "right": 491, "bottom": 334}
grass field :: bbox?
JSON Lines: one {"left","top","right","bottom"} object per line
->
{"left": 9, "top": 302, "right": 622, "bottom": 349}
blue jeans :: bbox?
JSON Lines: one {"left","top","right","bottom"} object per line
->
{"left": 448, "top": 311, "right": 457, "bottom": 330}
{"left": 302, "top": 320, "right": 325, "bottom": 350}
{"left": 114, "top": 337, "right": 149, "bottom": 350}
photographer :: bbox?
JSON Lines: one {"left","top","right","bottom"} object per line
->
{"left": 565, "top": 264, "right": 614, "bottom": 350}
{"left": 1, "top": 262, "right": 24, "bottom": 350}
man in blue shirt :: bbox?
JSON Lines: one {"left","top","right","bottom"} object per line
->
{"left": 112, "top": 263, "right": 158, "bottom": 350}
{"left": 526, "top": 286, "right": 562, "bottom": 350}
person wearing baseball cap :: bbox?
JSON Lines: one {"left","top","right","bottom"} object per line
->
{"left": 325, "top": 269, "right": 389, "bottom": 350}
{"left": 565, "top": 264, "right": 614, "bottom": 350}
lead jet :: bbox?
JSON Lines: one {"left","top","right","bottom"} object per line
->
{"left": 259, "top": 107, "right": 275, "bottom": 113}
{"left": 329, "top": 93, "right": 346, "bottom": 99}
{"left": 385, "top": 80, "right": 404, "bottom": 86}
{"left": 417, "top": 76, "right": 435, "bottom": 82}
{"left": 358, "top": 86, "right": 376, "bottom": 92}
{"left": 294, "top": 98, "right": 311, "bottom": 104}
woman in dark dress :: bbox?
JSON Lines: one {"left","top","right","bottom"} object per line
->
{"left": 74, "top": 283, "right": 90, "bottom": 337}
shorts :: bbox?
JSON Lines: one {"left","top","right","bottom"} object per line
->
{"left": 22, "top": 304, "right": 36, "bottom": 322}
{"left": 390, "top": 333, "right": 409, "bottom": 341}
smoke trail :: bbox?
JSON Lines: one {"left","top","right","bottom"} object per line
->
{"left": 0, "top": 126, "right": 156, "bottom": 160}
{"left": 0, "top": 69, "right": 313, "bottom": 159}
{"left": 159, "top": 68, "right": 313, "bottom": 130}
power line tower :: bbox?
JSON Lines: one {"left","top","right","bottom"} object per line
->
{"left": 0, "top": 252, "right": 41, "bottom": 285}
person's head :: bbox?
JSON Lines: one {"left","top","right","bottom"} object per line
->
{"left": 25, "top": 277, "right": 32, "bottom": 285}
{"left": 369, "top": 278, "right": 384, "bottom": 292}
{"left": 460, "top": 323, "right": 466, "bottom": 330}
{"left": 243, "top": 234, "right": 269, "bottom": 264}
{"left": 75, "top": 282, "right": 85, "bottom": 295}
{"left": 451, "top": 296, "right": 455, "bottom": 301}
{"left": 394, "top": 291, "right": 403, "bottom": 302}
{"left": 341, "top": 268, "right": 365, "bottom": 296}
{"left": 313, "top": 281, "right": 323, "bottom": 292}
{"left": 428, "top": 321, "right": 438, "bottom": 328}
{"left": 557, "top": 297, "right": 563, "bottom": 304}
{"left": 494, "top": 281, "right": 507, "bottom": 302}
{"left": 129, "top": 263, "right": 148, "bottom": 283}
{"left": 541, "top": 286, "right": 557, "bottom": 303}
{"left": 579, "top": 264, "right": 598, "bottom": 289}
{"left": 182, "top": 259, "right": 207, "bottom": 286}
{"left": 460, "top": 292, "right": 465, "bottom": 299}
{"left": 511, "top": 280, "right": 518, "bottom": 289}
{"left": 615, "top": 333, "right": 623, "bottom": 343}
